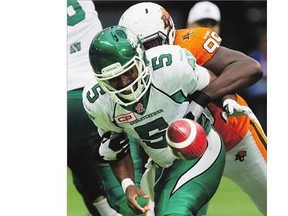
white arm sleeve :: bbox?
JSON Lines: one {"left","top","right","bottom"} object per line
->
{"left": 194, "top": 65, "right": 210, "bottom": 91}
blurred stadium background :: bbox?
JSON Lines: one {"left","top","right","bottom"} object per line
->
{"left": 94, "top": 1, "right": 266, "bottom": 55}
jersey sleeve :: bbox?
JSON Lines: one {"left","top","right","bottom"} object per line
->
{"left": 82, "top": 79, "right": 129, "bottom": 161}
{"left": 194, "top": 65, "right": 210, "bottom": 91}
{"left": 174, "top": 27, "right": 222, "bottom": 66}
{"left": 82, "top": 79, "right": 123, "bottom": 134}
{"left": 148, "top": 45, "right": 210, "bottom": 96}
{"left": 177, "top": 47, "right": 210, "bottom": 94}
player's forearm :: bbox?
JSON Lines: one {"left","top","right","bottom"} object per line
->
{"left": 203, "top": 46, "right": 263, "bottom": 101}
{"left": 110, "top": 153, "right": 135, "bottom": 183}
{"left": 203, "top": 59, "right": 262, "bottom": 100}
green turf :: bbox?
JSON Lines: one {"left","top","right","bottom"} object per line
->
{"left": 67, "top": 168, "right": 262, "bottom": 216}
{"left": 207, "top": 177, "right": 262, "bottom": 216}
{"left": 67, "top": 168, "right": 88, "bottom": 216}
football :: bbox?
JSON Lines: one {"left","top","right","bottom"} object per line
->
{"left": 166, "top": 118, "right": 207, "bottom": 160}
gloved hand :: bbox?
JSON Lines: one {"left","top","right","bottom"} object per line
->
{"left": 222, "top": 99, "right": 257, "bottom": 122}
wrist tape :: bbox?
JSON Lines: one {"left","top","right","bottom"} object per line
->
{"left": 188, "top": 90, "right": 212, "bottom": 107}
{"left": 121, "top": 178, "right": 134, "bottom": 193}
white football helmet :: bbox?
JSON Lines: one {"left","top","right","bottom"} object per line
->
{"left": 118, "top": 2, "right": 176, "bottom": 49}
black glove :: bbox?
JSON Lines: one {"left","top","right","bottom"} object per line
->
{"left": 92, "top": 131, "right": 130, "bottom": 162}
{"left": 186, "top": 90, "right": 211, "bottom": 120}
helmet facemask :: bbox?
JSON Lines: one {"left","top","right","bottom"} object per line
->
{"left": 142, "top": 31, "right": 169, "bottom": 50}
{"left": 96, "top": 55, "right": 151, "bottom": 106}
{"left": 89, "top": 25, "right": 152, "bottom": 106}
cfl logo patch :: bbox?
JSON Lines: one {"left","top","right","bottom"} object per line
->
{"left": 115, "top": 113, "right": 136, "bottom": 124}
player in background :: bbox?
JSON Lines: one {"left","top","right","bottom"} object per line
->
{"left": 67, "top": 0, "right": 121, "bottom": 215}
{"left": 68, "top": 1, "right": 146, "bottom": 215}
{"left": 83, "top": 25, "right": 226, "bottom": 216}
{"left": 118, "top": 2, "right": 267, "bottom": 215}
{"left": 186, "top": 1, "right": 221, "bottom": 34}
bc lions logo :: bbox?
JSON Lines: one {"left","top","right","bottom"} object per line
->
{"left": 182, "top": 30, "right": 195, "bottom": 42}
{"left": 235, "top": 150, "right": 247, "bottom": 161}
{"left": 161, "top": 8, "right": 174, "bottom": 42}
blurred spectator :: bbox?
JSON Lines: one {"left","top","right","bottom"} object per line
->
{"left": 242, "top": 28, "right": 267, "bottom": 133}
{"left": 186, "top": 1, "right": 221, "bottom": 34}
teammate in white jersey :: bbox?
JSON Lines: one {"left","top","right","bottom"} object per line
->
{"left": 83, "top": 25, "right": 226, "bottom": 215}
{"left": 67, "top": 0, "right": 102, "bottom": 91}
{"left": 68, "top": 1, "right": 140, "bottom": 215}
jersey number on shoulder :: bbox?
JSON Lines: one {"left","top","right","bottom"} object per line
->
{"left": 203, "top": 32, "right": 222, "bottom": 53}
{"left": 67, "top": 0, "right": 85, "bottom": 26}
{"left": 86, "top": 83, "right": 106, "bottom": 103}
{"left": 151, "top": 51, "right": 196, "bottom": 71}
{"left": 151, "top": 54, "right": 172, "bottom": 70}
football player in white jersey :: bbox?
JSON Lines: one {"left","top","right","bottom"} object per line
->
{"left": 67, "top": 0, "right": 119, "bottom": 215}
{"left": 118, "top": 2, "right": 267, "bottom": 215}
{"left": 83, "top": 25, "right": 226, "bottom": 215}
{"left": 68, "top": 1, "right": 143, "bottom": 215}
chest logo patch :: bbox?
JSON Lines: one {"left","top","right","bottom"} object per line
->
{"left": 115, "top": 112, "right": 137, "bottom": 124}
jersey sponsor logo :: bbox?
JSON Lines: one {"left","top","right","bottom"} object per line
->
{"left": 235, "top": 150, "right": 247, "bottom": 161}
{"left": 115, "top": 112, "right": 137, "bottom": 124}
{"left": 130, "top": 109, "right": 164, "bottom": 125}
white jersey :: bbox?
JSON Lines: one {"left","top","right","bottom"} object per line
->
{"left": 67, "top": 0, "right": 103, "bottom": 91}
{"left": 83, "top": 45, "right": 210, "bottom": 167}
